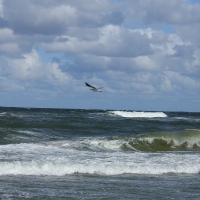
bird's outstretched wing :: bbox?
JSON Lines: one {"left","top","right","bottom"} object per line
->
{"left": 85, "top": 82, "right": 96, "bottom": 89}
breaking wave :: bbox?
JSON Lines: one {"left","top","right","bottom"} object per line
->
{"left": 56, "top": 129, "right": 200, "bottom": 152}
{"left": 109, "top": 111, "right": 167, "bottom": 118}
{"left": 120, "top": 129, "right": 200, "bottom": 152}
{"left": 0, "top": 130, "right": 200, "bottom": 176}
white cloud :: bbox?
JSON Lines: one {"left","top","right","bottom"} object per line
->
{"left": 3, "top": 49, "right": 71, "bottom": 86}
{"left": 133, "top": 56, "right": 159, "bottom": 71}
{"left": 43, "top": 25, "right": 154, "bottom": 58}
{"left": 0, "top": 0, "right": 200, "bottom": 110}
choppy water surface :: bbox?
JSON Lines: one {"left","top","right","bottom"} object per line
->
{"left": 0, "top": 107, "right": 200, "bottom": 199}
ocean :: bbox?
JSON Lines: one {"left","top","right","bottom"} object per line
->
{"left": 0, "top": 107, "right": 200, "bottom": 199}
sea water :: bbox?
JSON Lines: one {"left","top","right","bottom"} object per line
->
{"left": 0, "top": 107, "right": 200, "bottom": 199}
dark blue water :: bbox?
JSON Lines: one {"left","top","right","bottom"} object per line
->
{"left": 0, "top": 107, "right": 200, "bottom": 199}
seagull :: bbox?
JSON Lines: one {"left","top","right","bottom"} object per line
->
{"left": 85, "top": 82, "right": 104, "bottom": 92}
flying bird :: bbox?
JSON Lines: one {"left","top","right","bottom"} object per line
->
{"left": 85, "top": 82, "right": 104, "bottom": 92}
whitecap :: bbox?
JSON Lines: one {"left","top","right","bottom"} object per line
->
{"left": 109, "top": 111, "right": 167, "bottom": 118}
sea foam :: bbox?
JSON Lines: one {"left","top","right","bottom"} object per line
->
{"left": 0, "top": 156, "right": 199, "bottom": 176}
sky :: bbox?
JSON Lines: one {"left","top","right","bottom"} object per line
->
{"left": 0, "top": 0, "right": 200, "bottom": 111}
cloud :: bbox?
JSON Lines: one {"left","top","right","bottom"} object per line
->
{"left": 3, "top": 0, "right": 122, "bottom": 35}
{"left": 0, "top": 0, "right": 3, "bottom": 17}
{"left": 0, "top": 28, "right": 13, "bottom": 41}
{"left": 163, "top": 71, "right": 200, "bottom": 92}
{"left": 6, "top": 4, "right": 76, "bottom": 35}
{"left": 1, "top": 50, "right": 72, "bottom": 91}
{"left": 0, "top": 0, "right": 200, "bottom": 110}
{"left": 127, "top": 0, "right": 200, "bottom": 25}
{"left": 43, "top": 25, "right": 154, "bottom": 59}
{"left": 0, "top": 77, "right": 24, "bottom": 92}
